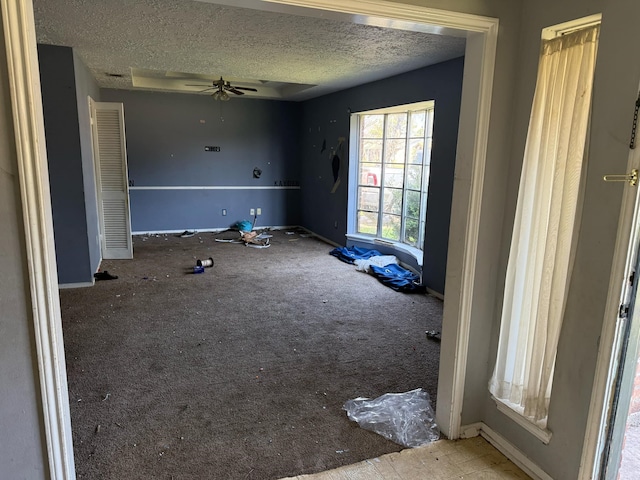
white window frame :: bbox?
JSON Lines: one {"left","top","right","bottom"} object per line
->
{"left": 347, "top": 101, "right": 435, "bottom": 260}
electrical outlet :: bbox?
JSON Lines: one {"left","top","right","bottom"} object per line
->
{"left": 250, "top": 208, "right": 255, "bottom": 216}
{"left": 257, "top": 208, "right": 262, "bottom": 216}
{"left": 222, "top": 209, "right": 227, "bottom": 216}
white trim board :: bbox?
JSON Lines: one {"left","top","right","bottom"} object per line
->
{"left": 492, "top": 396, "right": 552, "bottom": 444}
{"left": 461, "top": 423, "right": 553, "bottom": 480}
{"left": 129, "top": 185, "right": 300, "bottom": 191}
{"left": 426, "top": 288, "right": 444, "bottom": 300}
{"left": 299, "top": 228, "right": 341, "bottom": 248}
{"left": 435, "top": 19, "right": 498, "bottom": 438}
{"left": 58, "top": 281, "right": 95, "bottom": 289}
{"left": 346, "top": 232, "right": 424, "bottom": 267}
{"left": 1, "top": 0, "right": 76, "bottom": 477}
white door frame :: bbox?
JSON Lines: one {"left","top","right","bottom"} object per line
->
{"left": 256, "top": 0, "right": 499, "bottom": 441}
{"left": 88, "top": 96, "right": 103, "bottom": 254}
{"left": 1, "top": 0, "right": 76, "bottom": 477}
{"left": 579, "top": 92, "right": 640, "bottom": 479}
{"left": 2, "top": 0, "right": 497, "bottom": 477}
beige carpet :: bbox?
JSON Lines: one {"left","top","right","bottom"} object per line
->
{"left": 60, "top": 230, "right": 443, "bottom": 479}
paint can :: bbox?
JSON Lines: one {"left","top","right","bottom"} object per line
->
{"left": 197, "top": 257, "right": 214, "bottom": 268}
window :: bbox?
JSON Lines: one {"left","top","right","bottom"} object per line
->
{"left": 354, "top": 102, "right": 434, "bottom": 249}
{"left": 489, "top": 23, "right": 599, "bottom": 435}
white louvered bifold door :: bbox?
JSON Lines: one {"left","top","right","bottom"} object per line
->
{"left": 92, "top": 102, "right": 133, "bottom": 259}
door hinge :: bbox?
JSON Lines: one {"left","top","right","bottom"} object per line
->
{"left": 631, "top": 91, "right": 640, "bottom": 149}
{"left": 630, "top": 270, "right": 636, "bottom": 287}
{"left": 619, "top": 303, "right": 630, "bottom": 319}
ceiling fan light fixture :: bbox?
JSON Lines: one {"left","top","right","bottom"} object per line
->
{"left": 212, "top": 89, "right": 230, "bottom": 101}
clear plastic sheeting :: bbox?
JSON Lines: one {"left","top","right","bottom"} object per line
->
{"left": 343, "top": 388, "right": 440, "bottom": 448}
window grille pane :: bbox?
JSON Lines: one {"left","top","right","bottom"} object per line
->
{"left": 358, "top": 186, "right": 380, "bottom": 212}
{"left": 382, "top": 188, "right": 403, "bottom": 215}
{"left": 361, "top": 139, "right": 383, "bottom": 164}
{"left": 359, "top": 163, "right": 380, "bottom": 186}
{"left": 386, "top": 113, "right": 407, "bottom": 138}
{"left": 408, "top": 139, "right": 424, "bottom": 165}
{"left": 382, "top": 214, "right": 401, "bottom": 241}
{"left": 357, "top": 211, "right": 378, "bottom": 235}
{"left": 384, "top": 165, "right": 404, "bottom": 188}
{"left": 404, "top": 218, "right": 420, "bottom": 247}
{"left": 361, "top": 115, "right": 384, "bottom": 138}
{"left": 410, "top": 111, "right": 426, "bottom": 137}
{"left": 406, "top": 165, "right": 422, "bottom": 190}
{"left": 404, "top": 189, "right": 421, "bottom": 217}
{"left": 384, "top": 139, "right": 406, "bottom": 164}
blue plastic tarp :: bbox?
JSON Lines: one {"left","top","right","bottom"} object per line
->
{"left": 369, "top": 263, "right": 424, "bottom": 293}
{"left": 329, "top": 246, "right": 382, "bottom": 264}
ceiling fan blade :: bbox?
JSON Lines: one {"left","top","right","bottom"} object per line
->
{"left": 227, "top": 87, "right": 245, "bottom": 95}
{"left": 185, "top": 84, "right": 211, "bottom": 87}
{"left": 233, "top": 86, "right": 258, "bottom": 92}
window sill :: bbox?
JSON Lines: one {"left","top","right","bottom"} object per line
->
{"left": 492, "top": 396, "right": 552, "bottom": 444}
{"left": 346, "top": 233, "right": 423, "bottom": 267}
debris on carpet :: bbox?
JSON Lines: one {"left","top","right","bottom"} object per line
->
{"left": 329, "top": 246, "right": 424, "bottom": 293}
{"left": 343, "top": 388, "right": 440, "bottom": 448}
{"left": 369, "top": 263, "right": 424, "bottom": 293}
{"left": 426, "top": 330, "right": 441, "bottom": 342}
{"left": 193, "top": 265, "right": 205, "bottom": 274}
{"left": 213, "top": 218, "right": 272, "bottom": 248}
{"left": 329, "top": 245, "right": 383, "bottom": 264}
{"left": 196, "top": 257, "right": 214, "bottom": 268}
{"left": 94, "top": 270, "right": 118, "bottom": 281}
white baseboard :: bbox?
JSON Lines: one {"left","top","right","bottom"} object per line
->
{"left": 460, "top": 422, "right": 554, "bottom": 480}
{"left": 426, "top": 288, "right": 444, "bottom": 300}
{"left": 58, "top": 280, "right": 95, "bottom": 289}
{"left": 298, "top": 228, "right": 341, "bottom": 247}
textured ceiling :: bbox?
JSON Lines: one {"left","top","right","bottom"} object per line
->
{"left": 33, "top": 0, "right": 466, "bottom": 101}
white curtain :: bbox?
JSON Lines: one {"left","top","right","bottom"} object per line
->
{"left": 489, "top": 25, "right": 599, "bottom": 427}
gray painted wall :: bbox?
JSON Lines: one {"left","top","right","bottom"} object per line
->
{"left": 38, "top": 44, "right": 94, "bottom": 285}
{"left": 457, "top": 0, "right": 640, "bottom": 479}
{"left": 0, "top": 21, "right": 48, "bottom": 480}
{"left": 300, "top": 57, "right": 464, "bottom": 294}
{"left": 100, "top": 89, "right": 302, "bottom": 232}
{"left": 73, "top": 51, "right": 101, "bottom": 276}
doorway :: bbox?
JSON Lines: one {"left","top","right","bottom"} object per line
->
{"left": 89, "top": 99, "right": 134, "bottom": 260}
{"left": 580, "top": 96, "right": 640, "bottom": 479}
{"left": 3, "top": 0, "right": 498, "bottom": 477}
{"left": 600, "top": 177, "right": 640, "bottom": 478}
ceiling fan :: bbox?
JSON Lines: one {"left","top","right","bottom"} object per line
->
{"left": 186, "top": 77, "right": 258, "bottom": 101}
